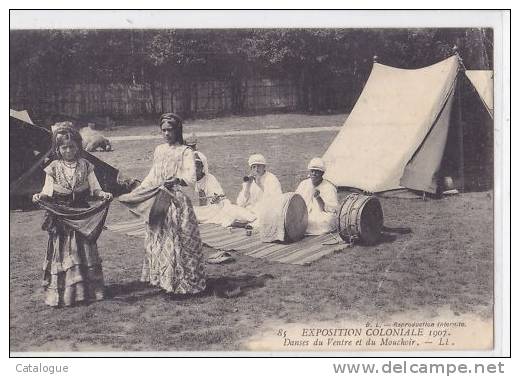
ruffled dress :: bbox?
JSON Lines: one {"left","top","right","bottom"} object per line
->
{"left": 39, "top": 159, "right": 107, "bottom": 307}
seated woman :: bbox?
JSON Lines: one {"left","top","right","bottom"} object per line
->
{"left": 192, "top": 151, "right": 226, "bottom": 223}
{"left": 236, "top": 154, "right": 282, "bottom": 226}
{"left": 295, "top": 157, "right": 338, "bottom": 235}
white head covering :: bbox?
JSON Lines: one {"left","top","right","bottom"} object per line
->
{"left": 185, "top": 133, "right": 198, "bottom": 147}
{"left": 194, "top": 151, "right": 209, "bottom": 175}
{"left": 248, "top": 154, "right": 267, "bottom": 167}
{"left": 307, "top": 157, "right": 326, "bottom": 172}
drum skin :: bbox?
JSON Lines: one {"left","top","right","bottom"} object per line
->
{"left": 282, "top": 193, "right": 308, "bottom": 242}
{"left": 338, "top": 193, "right": 383, "bottom": 245}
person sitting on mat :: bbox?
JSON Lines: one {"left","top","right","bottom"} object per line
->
{"left": 295, "top": 157, "right": 338, "bottom": 235}
{"left": 192, "top": 151, "right": 227, "bottom": 223}
{"left": 236, "top": 153, "right": 282, "bottom": 227}
{"left": 190, "top": 151, "right": 254, "bottom": 227}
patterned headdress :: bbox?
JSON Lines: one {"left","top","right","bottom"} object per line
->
{"left": 159, "top": 113, "right": 183, "bottom": 128}
{"left": 51, "top": 122, "right": 83, "bottom": 158}
{"left": 158, "top": 113, "right": 184, "bottom": 144}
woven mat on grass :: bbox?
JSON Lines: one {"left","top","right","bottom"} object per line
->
{"left": 108, "top": 219, "right": 347, "bottom": 265}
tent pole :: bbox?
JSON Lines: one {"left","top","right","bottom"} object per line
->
{"left": 452, "top": 46, "right": 465, "bottom": 192}
{"left": 457, "top": 74, "right": 465, "bottom": 192}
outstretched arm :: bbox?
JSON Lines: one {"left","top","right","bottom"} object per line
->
{"left": 33, "top": 174, "right": 54, "bottom": 202}
{"left": 88, "top": 171, "right": 112, "bottom": 200}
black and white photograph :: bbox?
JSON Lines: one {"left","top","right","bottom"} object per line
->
{"left": 8, "top": 10, "right": 509, "bottom": 356}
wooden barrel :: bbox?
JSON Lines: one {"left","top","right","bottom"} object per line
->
{"left": 282, "top": 192, "right": 308, "bottom": 242}
{"left": 337, "top": 193, "right": 383, "bottom": 245}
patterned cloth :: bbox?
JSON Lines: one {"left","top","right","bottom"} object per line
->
{"left": 38, "top": 195, "right": 110, "bottom": 242}
{"left": 41, "top": 158, "right": 102, "bottom": 197}
{"left": 141, "top": 188, "right": 205, "bottom": 294}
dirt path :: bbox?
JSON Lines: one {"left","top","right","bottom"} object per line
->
{"left": 110, "top": 126, "right": 342, "bottom": 141}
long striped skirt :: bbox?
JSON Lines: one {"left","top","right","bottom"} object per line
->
{"left": 141, "top": 189, "right": 206, "bottom": 294}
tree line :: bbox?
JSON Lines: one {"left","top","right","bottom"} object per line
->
{"left": 10, "top": 28, "right": 493, "bottom": 118}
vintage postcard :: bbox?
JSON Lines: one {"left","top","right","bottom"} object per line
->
{"left": 8, "top": 10, "right": 509, "bottom": 356}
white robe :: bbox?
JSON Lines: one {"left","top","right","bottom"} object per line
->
{"left": 193, "top": 173, "right": 228, "bottom": 223}
{"left": 194, "top": 173, "right": 225, "bottom": 202}
{"left": 191, "top": 152, "right": 255, "bottom": 226}
{"left": 236, "top": 171, "right": 282, "bottom": 227}
{"left": 237, "top": 171, "right": 282, "bottom": 214}
{"left": 296, "top": 178, "right": 338, "bottom": 235}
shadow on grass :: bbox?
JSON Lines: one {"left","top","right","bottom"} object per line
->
{"left": 206, "top": 274, "right": 275, "bottom": 298}
{"left": 165, "top": 274, "right": 275, "bottom": 301}
{"left": 106, "top": 281, "right": 163, "bottom": 303}
{"left": 106, "top": 274, "right": 275, "bottom": 302}
{"left": 376, "top": 232, "right": 398, "bottom": 244}
{"left": 376, "top": 225, "right": 413, "bottom": 245}
{"left": 354, "top": 226, "right": 412, "bottom": 247}
{"left": 382, "top": 225, "right": 413, "bottom": 235}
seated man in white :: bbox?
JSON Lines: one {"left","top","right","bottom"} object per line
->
{"left": 236, "top": 154, "right": 282, "bottom": 224}
{"left": 192, "top": 151, "right": 227, "bottom": 223}
{"left": 295, "top": 157, "right": 338, "bottom": 235}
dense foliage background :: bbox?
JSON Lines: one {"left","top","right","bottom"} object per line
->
{"left": 10, "top": 28, "right": 493, "bottom": 119}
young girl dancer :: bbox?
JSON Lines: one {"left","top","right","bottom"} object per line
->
{"left": 33, "top": 123, "right": 112, "bottom": 307}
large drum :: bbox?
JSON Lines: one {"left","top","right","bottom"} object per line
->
{"left": 337, "top": 193, "right": 384, "bottom": 245}
{"left": 260, "top": 192, "right": 308, "bottom": 243}
{"left": 282, "top": 192, "right": 308, "bottom": 242}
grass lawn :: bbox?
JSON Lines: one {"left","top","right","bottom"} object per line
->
{"left": 103, "top": 113, "right": 348, "bottom": 138}
{"left": 9, "top": 113, "right": 494, "bottom": 352}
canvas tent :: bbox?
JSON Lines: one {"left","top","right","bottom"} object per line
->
{"left": 465, "top": 70, "right": 494, "bottom": 118}
{"left": 10, "top": 109, "right": 132, "bottom": 204}
{"left": 10, "top": 110, "right": 52, "bottom": 198}
{"left": 10, "top": 109, "right": 35, "bottom": 125}
{"left": 323, "top": 55, "right": 493, "bottom": 194}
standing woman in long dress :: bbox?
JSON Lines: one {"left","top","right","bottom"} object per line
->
{"left": 137, "top": 113, "right": 205, "bottom": 295}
